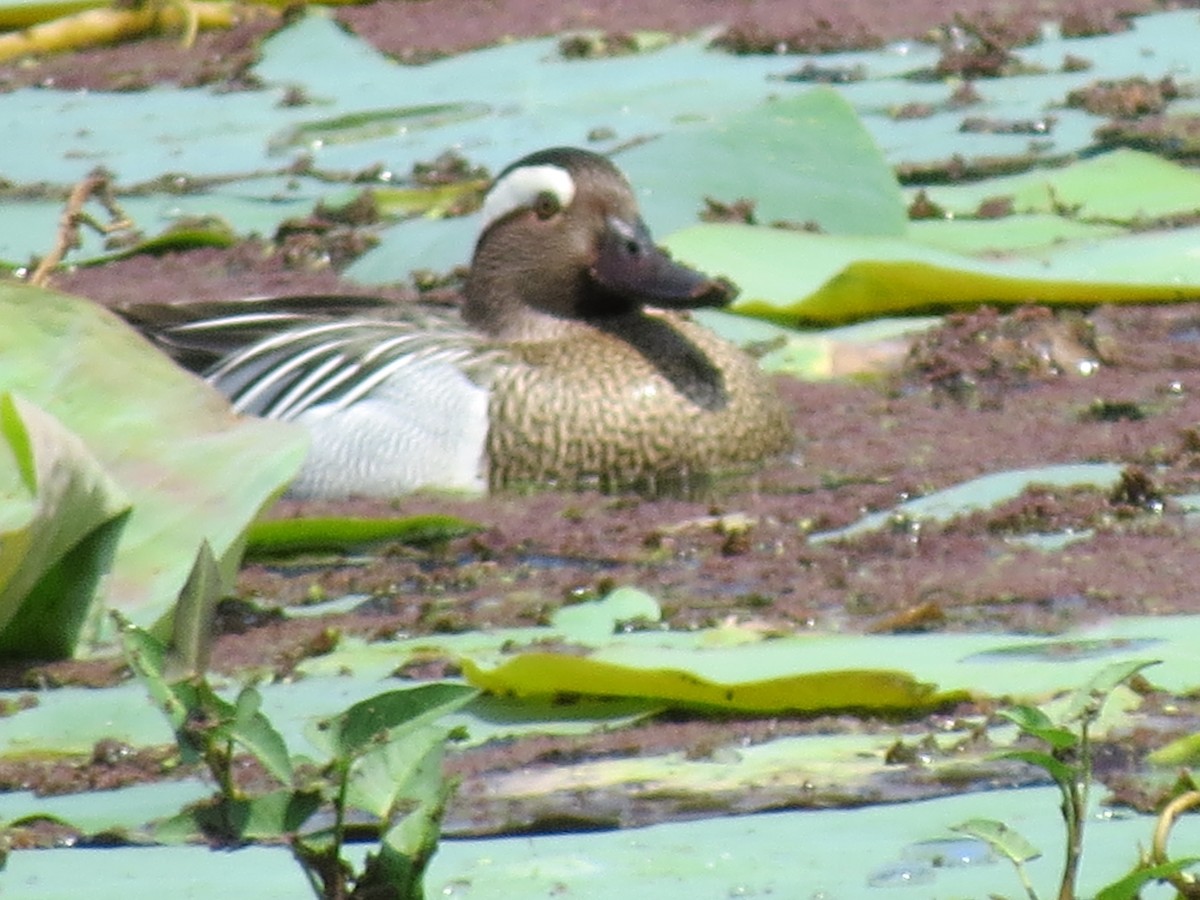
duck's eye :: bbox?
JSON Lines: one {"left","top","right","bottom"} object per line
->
{"left": 532, "top": 190, "right": 561, "bottom": 220}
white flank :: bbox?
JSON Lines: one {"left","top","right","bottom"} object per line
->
{"left": 479, "top": 164, "right": 575, "bottom": 232}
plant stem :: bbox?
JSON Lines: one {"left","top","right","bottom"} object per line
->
{"left": 292, "top": 840, "right": 326, "bottom": 900}
{"left": 1151, "top": 790, "right": 1200, "bottom": 896}
{"left": 1014, "top": 859, "right": 1041, "bottom": 900}
{"left": 331, "top": 761, "right": 351, "bottom": 892}
{"left": 1058, "top": 719, "right": 1092, "bottom": 900}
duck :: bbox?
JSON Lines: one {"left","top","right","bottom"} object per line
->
{"left": 125, "top": 147, "right": 792, "bottom": 499}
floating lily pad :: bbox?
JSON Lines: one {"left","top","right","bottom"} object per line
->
{"left": 618, "top": 87, "right": 908, "bottom": 236}
{"left": 911, "top": 149, "right": 1200, "bottom": 223}
{"left": 908, "top": 214, "right": 1125, "bottom": 256}
{"left": 665, "top": 224, "right": 1200, "bottom": 323}
{"left": 461, "top": 653, "right": 964, "bottom": 714}
{"left": 811, "top": 463, "right": 1124, "bottom": 542}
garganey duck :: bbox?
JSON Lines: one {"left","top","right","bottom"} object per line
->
{"left": 127, "top": 147, "right": 792, "bottom": 498}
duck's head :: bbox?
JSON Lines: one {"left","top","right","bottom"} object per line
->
{"left": 464, "top": 147, "right": 735, "bottom": 339}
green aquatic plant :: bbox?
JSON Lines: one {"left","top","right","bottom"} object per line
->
{"left": 955, "top": 659, "right": 1200, "bottom": 900}
{"left": 118, "top": 615, "right": 477, "bottom": 900}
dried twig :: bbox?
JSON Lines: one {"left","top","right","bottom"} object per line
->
{"left": 28, "top": 167, "right": 134, "bottom": 287}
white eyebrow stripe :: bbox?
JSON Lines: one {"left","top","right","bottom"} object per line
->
{"left": 478, "top": 164, "right": 575, "bottom": 234}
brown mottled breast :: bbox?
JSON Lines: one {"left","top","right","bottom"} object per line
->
{"left": 485, "top": 311, "right": 791, "bottom": 489}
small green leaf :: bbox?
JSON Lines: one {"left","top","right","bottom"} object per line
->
{"left": 368, "top": 740, "right": 453, "bottom": 898}
{"left": 185, "top": 679, "right": 238, "bottom": 742}
{"left": 231, "top": 686, "right": 294, "bottom": 786}
{"left": 118, "top": 619, "right": 188, "bottom": 731}
{"left": 167, "top": 541, "right": 223, "bottom": 678}
{"left": 1062, "top": 659, "right": 1160, "bottom": 723}
{"left": 1000, "top": 704, "right": 1053, "bottom": 732}
{"left": 999, "top": 706, "right": 1078, "bottom": 750}
{"left": 100, "top": 219, "right": 237, "bottom": 263}
{"left": 314, "top": 683, "right": 478, "bottom": 760}
{"left": 992, "top": 749, "right": 1076, "bottom": 788}
{"left": 373, "top": 181, "right": 487, "bottom": 219}
{"left": 267, "top": 103, "right": 491, "bottom": 155}
{"left": 1094, "top": 857, "right": 1200, "bottom": 900}
{"left": 347, "top": 724, "right": 448, "bottom": 820}
{"left": 951, "top": 818, "right": 1041, "bottom": 865}
{"left": 151, "top": 788, "right": 321, "bottom": 843}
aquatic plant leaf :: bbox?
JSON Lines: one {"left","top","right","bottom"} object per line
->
{"left": 244, "top": 514, "right": 481, "bottom": 559}
{"left": 267, "top": 103, "right": 492, "bottom": 156}
{"left": 313, "top": 683, "right": 478, "bottom": 760}
{"left": 0, "top": 394, "right": 130, "bottom": 658}
{"left": 371, "top": 181, "right": 488, "bottom": 218}
{"left": 992, "top": 749, "right": 1076, "bottom": 787}
{"left": 665, "top": 223, "right": 1200, "bottom": 325}
{"left": 811, "top": 463, "right": 1123, "bottom": 543}
{"left": 0, "top": 282, "right": 307, "bottom": 652}
{"left": 908, "top": 214, "right": 1124, "bottom": 257}
{"left": 620, "top": 87, "right": 908, "bottom": 237}
{"left": 1095, "top": 857, "right": 1200, "bottom": 900}
{"left": 694, "top": 309, "right": 932, "bottom": 379}
{"left": 232, "top": 686, "right": 294, "bottom": 786}
{"left": 1000, "top": 705, "right": 1079, "bottom": 750}
{"left": 122, "top": 619, "right": 294, "bottom": 784}
{"left": 167, "top": 540, "right": 222, "bottom": 678}
{"left": 103, "top": 218, "right": 238, "bottom": 261}
{"left": 549, "top": 586, "right": 661, "bottom": 643}
{"left": 951, "top": 818, "right": 1041, "bottom": 865}
{"left": 362, "top": 737, "right": 451, "bottom": 899}
{"left": 1062, "top": 658, "right": 1160, "bottom": 723}
{"left": 2, "top": 785, "right": 1187, "bottom": 898}
{"left": 460, "top": 653, "right": 965, "bottom": 714}
{"left": 151, "top": 788, "right": 321, "bottom": 844}
{"left": 913, "top": 150, "right": 1200, "bottom": 223}
{"left": 118, "top": 617, "right": 191, "bottom": 731}
{"left": 347, "top": 724, "right": 448, "bottom": 821}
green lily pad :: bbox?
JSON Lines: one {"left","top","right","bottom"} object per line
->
{"left": 908, "top": 214, "right": 1125, "bottom": 257}
{"left": 461, "top": 653, "right": 964, "bottom": 714}
{"left": 5, "top": 785, "right": 1200, "bottom": 899}
{"left": 549, "top": 586, "right": 662, "bottom": 643}
{"left": 665, "top": 223, "right": 1200, "bottom": 324}
{"left": 619, "top": 87, "right": 908, "bottom": 237}
{"left": 912, "top": 150, "right": 1200, "bottom": 223}
{"left": 811, "top": 463, "right": 1123, "bottom": 542}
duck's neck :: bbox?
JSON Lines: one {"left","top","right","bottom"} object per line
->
{"left": 463, "top": 257, "right": 615, "bottom": 343}
{"left": 462, "top": 292, "right": 576, "bottom": 342}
